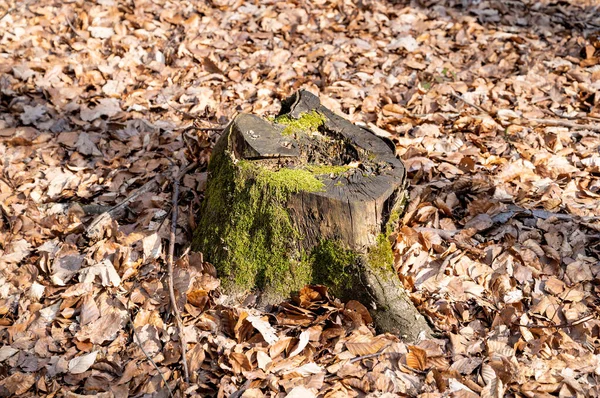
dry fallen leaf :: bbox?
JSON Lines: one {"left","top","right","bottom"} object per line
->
{"left": 68, "top": 351, "right": 98, "bottom": 374}
{"left": 247, "top": 315, "right": 279, "bottom": 345}
{"left": 2, "top": 1, "right": 600, "bottom": 397}
{"left": 346, "top": 335, "right": 388, "bottom": 356}
{"left": 407, "top": 345, "right": 428, "bottom": 371}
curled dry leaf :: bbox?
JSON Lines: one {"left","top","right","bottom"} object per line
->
{"left": 288, "top": 330, "right": 310, "bottom": 358}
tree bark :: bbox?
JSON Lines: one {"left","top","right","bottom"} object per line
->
{"left": 193, "top": 90, "right": 431, "bottom": 341}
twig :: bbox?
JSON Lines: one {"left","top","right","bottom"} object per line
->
{"left": 101, "top": 180, "right": 157, "bottom": 216}
{"left": 64, "top": 15, "right": 83, "bottom": 39}
{"left": 155, "top": 86, "right": 225, "bottom": 132}
{"left": 167, "top": 172, "right": 190, "bottom": 383}
{"left": 177, "top": 161, "right": 198, "bottom": 180}
{"left": 491, "top": 205, "right": 600, "bottom": 224}
{"left": 0, "top": 4, "right": 16, "bottom": 22}
{"left": 86, "top": 179, "right": 158, "bottom": 238}
{"left": 451, "top": 92, "right": 493, "bottom": 116}
{"left": 126, "top": 289, "right": 174, "bottom": 398}
{"left": 349, "top": 344, "right": 393, "bottom": 363}
{"left": 451, "top": 92, "right": 600, "bottom": 133}
{"left": 194, "top": 127, "right": 225, "bottom": 132}
{"left": 543, "top": 109, "right": 600, "bottom": 123}
{"left": 525, "top": 117, "right": 600, "bottom": 132}
{"left": 154, "top": 161, "right": 198, "bottom": 234}
{"left": 512, "top": 314, "right": 595, "bottom": 329}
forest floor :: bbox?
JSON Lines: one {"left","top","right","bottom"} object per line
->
{"left": 1, "top": 0, "right": 600, "bottom": 397}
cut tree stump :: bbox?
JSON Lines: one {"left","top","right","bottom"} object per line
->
{"left": 193, "top": 90, "right": 431, "bottom": 341}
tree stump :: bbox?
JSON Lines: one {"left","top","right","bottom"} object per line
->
{"left": 193, "top": 90, "right": 431, "bottom": 341}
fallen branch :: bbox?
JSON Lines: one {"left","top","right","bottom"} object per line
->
{"left": 126, "top": 290, "right": 174, "bottom": 398}
{"left": 167, "top": 171, "right": 190, "bottom": 383}
{"left": 451, "top": 92, "right": 600, "bottom": 133}
{"left": 512, "top": 314, "right": 595, "bottom": 329}
{"left": 349, "top": 344, "right": 393, "bottom": 364}
{"left": 195, "top": 126, "right": 226, "bottom": 132}
{"left": 0, "top": 3, "right": 17, "bottom": 22}
{"left": 524, "top": 117, "right": 600, "bottom": 132}
{"left": 177, "top": 161, "right": 198, "bottom": 180}
{"left": 86, "top": 179, "right": 158, "bottom": 238}
{"left": 154, "top": 161, "right": 198, "bottom": 234}
{"left": 450, "top": 92, "right": 493, "bottom": 117}
{"left": 491, "top": 205, "right": 600, "bottom": 224}
{"left": 155, "top": 86, "right": 225, "bottom": 133}
{"left": 543, "top": 109, "right": 600, "bottom": 123}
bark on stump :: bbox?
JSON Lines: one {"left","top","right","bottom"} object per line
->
{"left": 193, "top": 90, "right": 431, "bottom": 341}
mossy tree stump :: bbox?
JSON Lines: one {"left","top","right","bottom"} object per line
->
{"left": 193, "top": 90, "right": 431, "bottom": 341}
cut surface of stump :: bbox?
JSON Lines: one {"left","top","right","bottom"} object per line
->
{"left": 193, "top": 90, "right": 431, "bottom": 341}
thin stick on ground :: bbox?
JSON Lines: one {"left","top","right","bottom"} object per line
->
{"left": 525, "top": 117, "right": 600, "bottom": 132}
{"left": 85, "top": 179, "right": 159, "bottom": 239}
{"left": 167, "top": 173, "right": 190, "bottom": 383}
{"left": 195, "top": 126, "right": 226, "bottom": 132}
{"left": 154, "top": 162, "right": 198, "bottom": 235}
{"left": 0, "top": 4, "right": 16, "bottom": 22}
{"left": 512, "top": 313, "right": 595, "bottom": 329}
{"left": 349, "top": 344, "right": 393, "bottom": 364}
{"left": 452, "top": 92, "right": 600, "bottom": 133}
{"left": 155, "top": 85, "right": 226, "bottom": 133}
{"left": 451, "top": 92, "right": 493, "bottom": 116}
{"left": 126, "top": 291, "right": 174, "bottom": 398}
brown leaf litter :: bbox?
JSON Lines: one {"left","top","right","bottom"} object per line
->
{"left": 1, "top": 0, "right": 600, "bottom": 397}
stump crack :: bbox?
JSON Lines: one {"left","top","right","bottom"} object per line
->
{"left": 347, "top": 198, "right": 354, "bottom": 248}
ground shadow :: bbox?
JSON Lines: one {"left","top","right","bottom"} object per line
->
{"left": 389, "top": 0, "right": 600, "bottom": 34}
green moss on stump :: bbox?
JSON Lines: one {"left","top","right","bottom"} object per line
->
{"left": 309, "top": 240, "right": 357, "bottom": 297}
{"left": 193, "top": 149, "right": 332, "bottom": 297}
{"left": 367, "top": 233, "right": 395, "bottom": 273}
{"left": 193, "top": 111, "right": 404, "bottom": 303}
{"left": 192, "top": 147, "right": 373, "bottom": 299}
{"left": 193, "top": 145, "right": 400, "bottom": 299}
{"left": 274, "top": 110, "right": 326, "bottom": 136}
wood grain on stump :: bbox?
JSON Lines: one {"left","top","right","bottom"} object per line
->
{"left": 193, "top": 90, "right": 431, "bottom": 341}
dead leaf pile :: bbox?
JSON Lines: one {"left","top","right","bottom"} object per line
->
{"left": 1, "top": 0, "right": 599, "bottom": 397}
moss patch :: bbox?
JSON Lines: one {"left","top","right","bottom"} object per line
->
{"left": 367, "top": 233, "right": 395, "bottom": 274}
{"left": 274, "top": 110, "right": 326, "bottom": 136}
{"left": 194, "top": 146, "right": 399, "bottom": 297}
{"left": 193, "top": 148, "right": 326, "bottom": 296}
{"left": 385, "top": 209, "right": 401, "bottom": 236}
{"left": 309, "top": 240, "right": 357, "bottom": 296}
